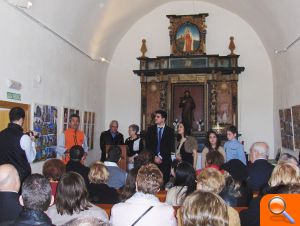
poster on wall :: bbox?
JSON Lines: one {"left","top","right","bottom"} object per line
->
{"left": 279, "top": 108, "right": 294, "bottom": 150}
{"left": 33, "top": 104, "right": 58, "bottom": 161}
{"left": 292, "top": 105, "right": 300, "bottom": 149}
{"left": 62, "top": 107, "right": 80, "bottom": 132}
{"left": 83, "top": 111, "right": 95, "bottom": 150}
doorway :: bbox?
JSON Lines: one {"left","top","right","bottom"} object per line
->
{"left": 0, "top": 101, "right": 31, "bottom": 132}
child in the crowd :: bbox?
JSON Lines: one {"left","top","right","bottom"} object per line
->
{"left": 224, "top": 125, "right": 246, "bottom": 165}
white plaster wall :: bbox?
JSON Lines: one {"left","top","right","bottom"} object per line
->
{"left": 0, "top": 2, "right": 106, "bottom": 172}
{"left": 105, "top": 1, "right": 274, "bottom": 157}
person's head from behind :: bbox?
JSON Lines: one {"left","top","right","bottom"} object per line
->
{"left": 250, "top": 142, "right": 269, "bottom": 163}
{"left": 88, "top": 162, "right": 109, "bottom": 184}
{"left": 205, "top": 130, "right": 221, "bottom": 150}
{"left": 43, "top": 159, "right": 66, "bottom": 182}
{"left": 154, "top": 110, "right": 167, "bottom": 125}
{"left": 170, "top": 159, "right": 180, "bottom": 177}
{"left": 120, "top": 167, "right": 139, "bottom": 201}
{"left": 128, "top": 124, "right": 139, "bottom": 138}
{"left": 0, "top": 164, "right": 20, "bottom": 193}
{"left": 268, "top": 162, "right": 300, "bottom": 187}
{"left": 70, "top": 145, "right": 85, "bottom": 162}
{"left": 226, "top": 125, "right": 238, "bottom": 141}
{"left": 20, "top": 174, "right": 53, "bottom": 212}
{"left": 69, "top": 114, "right": 80, "bottom": 130}
{"left": 136, "top": 163, "right": 163, "bottom": 195}
{"left": 56, "top": 172, "right": 90, "bottom": 215}
{"left": 181, "top": 190, "right": 229, "bottom": 226}
{"left": 61, "top": 216, "right": 108, "bottom": 226}
{"left": 134, "top": 150, "right": 154, "bottom": 169}
{"left": 279, "top": 153, "right": 299, "bottom": 166}
{"left": 174, "top": 162, "right": 196, "bottom": 196}
{"left": 109, "top": 120, "right": 119, "bottom": 134}
{"left": 205, "top": 150, "right": 225, "bottom": 167}
{"left": 197, "top": 168, "right": 225, "bottom": 194}
{"left": 9, "top": 107, "right": 25, "bottom": 126}
{"left": 107, "top": 145, "right": 121, "bottom": 163}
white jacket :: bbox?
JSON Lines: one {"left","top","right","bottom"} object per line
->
{"left": 110, "top": 192, "right": 177, "bottom": 226}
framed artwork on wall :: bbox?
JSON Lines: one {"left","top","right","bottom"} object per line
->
{"left": 279, "top": 108, "right": 294, "bottom": 150}
{"left": 292, "top": 105, "right": 300, "bottom": 149}
{"left": 33, "top": 104, "right": 58, "bottom": 161}
{"left": 62, "top": 107, "right": 80, "bottom": 132}
{"left": 83, "top": 111, "right": 95, "bottom": 150}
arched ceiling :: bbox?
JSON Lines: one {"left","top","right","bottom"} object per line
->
{"left": 24, "top": 0, "right": 299, "bottom": 63}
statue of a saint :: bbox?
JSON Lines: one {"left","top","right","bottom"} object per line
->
{"left": 179, "top": 90, "right": 196, "bottom": 133}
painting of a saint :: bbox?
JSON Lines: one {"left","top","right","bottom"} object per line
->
{"left": 176, "top": 23, "right": 200, "bottom": 53}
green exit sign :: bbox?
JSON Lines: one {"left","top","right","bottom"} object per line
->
{"left": 7, "top": 92, "right": 21, "bottom": 101}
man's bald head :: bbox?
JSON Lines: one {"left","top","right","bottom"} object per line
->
{"left": 0, "top": 164, "right": 20, "bottom": 192}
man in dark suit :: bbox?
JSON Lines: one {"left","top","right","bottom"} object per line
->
{"left": 247, "top": 142, "right": 274, "bottom": 192}
{"left": 66, "top": 145, "right": 90, "bottom": 187}
{"left": 0, "top": 164, "right": 22, "bottom": 224}
{"left": 146, "top": 110, "right": 175, "bottom": 184}
{"left": 100, "top": 120, "right": 124, "bottom": 162}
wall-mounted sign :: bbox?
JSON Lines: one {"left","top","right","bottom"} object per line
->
{"left": 7, "top": 92, "right": 21, "bottom": 101}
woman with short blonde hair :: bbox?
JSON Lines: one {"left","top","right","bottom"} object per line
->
{"left": 88, "top": 162, "right": 119, "bottom": 204}
{"left": 181, "top": 190, "right": 229, "bottom": 226}
{"left": 268, "top": 162, "right": 300, "bottom": 187}
{"left": 196, "top": 168, "right": 225, "bottom": 194}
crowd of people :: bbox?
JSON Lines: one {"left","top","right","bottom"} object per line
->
{"left": 0, "top": 107, "right": 300, "bottom": 226}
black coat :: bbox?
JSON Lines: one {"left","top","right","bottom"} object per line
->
{"left": 0, "top": 123, "right": 31, "bottom": 182}
{"left": 0, "top": 192, "right": 23, "bottom": 223}
{"left": 100, "top": 130, "right": 124, "bottom": 161}
{"left": 66, "top": 161, "right": 90, "bottom": 187}
{"left": 11, "top": 209, "right": 54, "bottom": 226}
{"left": 145, "top": 125, "right": 175, "bottom": 183}
{"left": 247, "top": 159, "right": 274, "bottom": 192}
{"left": 88, "top": 183, "right": 119, "bottom": 204}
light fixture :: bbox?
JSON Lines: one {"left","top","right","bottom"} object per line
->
{"left": 275, "top": 35, "right": 300, "bottom": 54}
{"left": 7, "top": 0, "right": 33, "bottom": 9}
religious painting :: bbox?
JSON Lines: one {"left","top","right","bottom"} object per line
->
{"left": 292, "top": 105, "right": 300, "bottom": 149}
{"left": 175, "top": 22, "right": 200, "bottom": 53}
{"left": 172, "top": 84, "right": 205, "bottom": 132}
{"left": 145, "top": 82, "right": 160, "bottom": 127}
{"left": 279, "top": 108, "right": 294, "bottom": 150}
{"left": 33, "top": 104, "right": 58, "bottom": 161}
{"left": 167, "top": 13, "right": 208, "bottom": 56}
{"left": 216, "top": 82, "right": 233, "bottom": 125}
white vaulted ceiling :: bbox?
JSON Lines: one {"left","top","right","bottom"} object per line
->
{"left": 24, "top": 0, "right": 300, "bottom": 62}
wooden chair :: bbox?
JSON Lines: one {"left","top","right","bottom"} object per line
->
{"left": 95, "top": 204, "right": 113, "bottom": 217}
{"left": 234, "top": 206, "right": 248, "bottom": 213}
{"left": 156, "top": 190, "right": 167, "bottom": 202}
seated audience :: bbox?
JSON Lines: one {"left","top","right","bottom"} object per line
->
{"left": 125, "top": 124, "right": 143, "bottom": 170}
{"left": 201, "top": 130, "right": 226, "bottom": 168}
{"left": 220, "top": 159, "right": 252, "bottom": 207}
{"left": 166, "top": 162, "right": 196, "bottom": 206}
{"left": 47, "top": 172, "right": 108, "bottom": 225}
{"left": 278, "top": 153, "right": 299, "bottom": 166}
{"left": 110, "top": 164, "right": 177, "bottom": 226}
{"left": 133, "top": 150, "right": 154, "bottom": 169}
{"left": 13, "top": 174, "right": 54, "bottom": 226}
{"left": 119, "top": 167, "right": 139, "bottom": 201}
{"left": 88, "top": 162, "right": 119, "bottom": 204}
{"left": 66, "top": 145, "right": 90, "bottom": 187}
{"left": 104, "top": 145, "right": 127, "bottom": 189}
{"left": 240, "top": 162, "right": 300, "bottom": 226}
{"left": 181, "top": 190, "right": 229, "bottom": 226}
{"left": 0, "top": 164, "right": 22, "bottom": 223}
{"left": 43, "top": 158, "right": 66, "bottom": 197}
{"left": 165, "top": 159, "right": 180, "bottom": 190}
{"left": 62, "top": 216, "right": 110, "bottom": 226}
{"left": 247, "top": 142, "right": 274, "bottom": 192}
{"left": 224, "top": 125, "right": 246, "bottom": 165}
{"left": 196, "top": 168, "right": 240, "bottom": 226}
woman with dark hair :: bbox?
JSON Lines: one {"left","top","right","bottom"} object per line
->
{"left": 133, "top": 150, "right": 154, "bottom": 169}
{"left": 166, "top": 162, "right": 196, "bottom": 206}
{"left": 201, "top": 130, "right": 226, "bottom": 168}
{"left": 42, "top": 159, "right": 66, "bottom": 197}
{"left": 125, "top": 124, "right": 144, "bottom": 169}
{"left": 119, "top": 167, "right": 139, "bottom": 201}
{"left": 176, "top": 122, "right": 198, "bottom": 169}
{"left": 47, "top": 172, "right": 108, "bottom": 225}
